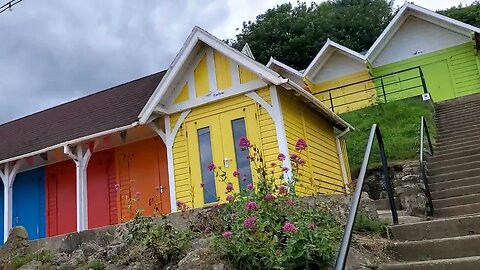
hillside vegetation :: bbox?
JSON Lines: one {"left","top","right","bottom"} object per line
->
{"left": 341, "top": 98, "right": 436, "bottom": 175}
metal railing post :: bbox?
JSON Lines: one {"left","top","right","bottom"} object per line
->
{"left": 420, "top": 116, "right": 434, "bottom": 215}
{"left": 329, "top": 91, "right": 335, "bottom": 112}
{"left": 380, "top": 78, "right": 387, "bottom": 103}
{"left": 376, "top": 127, "right": 399, "bottom": 225}
{"left": 419, "top": 67, "right": 428, "bottom": 94}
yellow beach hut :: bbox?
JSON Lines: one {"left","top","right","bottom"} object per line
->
{"left": 138, "top": 27, "right": 354, "bottom": 210}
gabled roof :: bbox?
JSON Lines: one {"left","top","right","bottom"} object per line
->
{"left": 138, "top": 26, "right": 352, "bottom": 130}
{"left": 366, "top": 2, "right": 480, "bottom": 62}
{"left": 304, "top": 39, "right": 366, "bottom": 82}
{"left": 0, "top": 71, "right": 166, "bottom": 163}
{"left": 241, "top": 43, "right": 255, "bottom": 59}
{"left": 266, "top": 57, "right": 304, "bottom": 85}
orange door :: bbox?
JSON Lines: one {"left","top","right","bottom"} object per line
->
{"left": 115, "top": 137, "right": 170, "bottom": 221}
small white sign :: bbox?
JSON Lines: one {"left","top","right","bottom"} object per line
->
{"left": 422, "top": 93, "right": 431, "bottom": 101}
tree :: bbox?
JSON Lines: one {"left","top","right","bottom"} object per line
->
{"left": 438, "top": 1, "right": 480, "bottom": 27}
{"left": 228, "top": 0, "right": 394, "bottom": 70}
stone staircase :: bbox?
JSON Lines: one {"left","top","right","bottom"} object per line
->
{"left": 382, "top": 94, "right": 480, "bottom": 269}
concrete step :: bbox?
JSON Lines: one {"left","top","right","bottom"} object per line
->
{"left": 429, "top": 147, "right": 480, "bottom": 163}
{"left": 437, "top": 123, "right": 480, "bottom": 136}
{"left": 434, "top": 202, "right": 480, "bottom": 218}
{"left": 378, "top": 210, "right": 425, "bottom": 225}
{"left": 428, "top": 153, "right": 480, "bottom": 168}
{"left": 434, "top": 136, "right": 480, "bottom": 152}
{"left": 436, "top": 107, "right": 480, "bottom": 120}
{"left": 431, "top": 183, "right": 480, "bottom": 200}
{"left": 436, "top": 93, "right": 480, "bottom": 107}
{"left": 435, "top": 128, "right": 480, "bottom": 144}
{"left": 433, "top": 194, "right": 480, "bottom": 208}
{"left": 430, "top": 176, "right": 480, "bottom": 192}
{"left": 390, "top": 234, "right": 480, "bottom": 261}
{"left": 436, "top": 105, "right": 480, "bottom": 117}
{"left": 428, "top": 161, "right": 480, "bottom": 176}
{"left": 435, "top": 133, "right": 480, "bottom": 147}
{"left": 437, "top": 119, "right": 480, "bottom": 133}
{"left": 382, "top": 256, "right": 480, "bottom": 270}
{"left": 429, "top": 168, "right": 480, "bottom": 183}
{"left": 389, "top": 215, "right": 480, "bottom": 241}
{"left": 436, "top": 109, "right": 480, "bottom": 124}
{"left": 374, "top": 198, "right": 402, "bottom": 211}
{"left": 436, "top": 99, "right": 480, "bottom": 112}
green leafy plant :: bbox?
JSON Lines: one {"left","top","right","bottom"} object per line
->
{"left": 204, "top": 137, "right": 342, "bottom": 270}
{"left": 354, "top": 214, "right": 388, "bottom": 237}
{"left": 87, "top": 259, "right": 105, "bottom": 270}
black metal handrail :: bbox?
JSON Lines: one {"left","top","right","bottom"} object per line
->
{"left": 420, "top": 116, "right": 434, "bottom": 215}
{"left": 314, "top": 66, "right": 428, "bottom": 112}
{"left": 334, "top": 124, "right": 398, "bottom": 270}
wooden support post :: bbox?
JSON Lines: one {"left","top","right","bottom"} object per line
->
{"left": 64, "top": 144, "right": 93, "bottom": 232}
{"left": 0, "top": 161, "right": 22, "bottom": 243}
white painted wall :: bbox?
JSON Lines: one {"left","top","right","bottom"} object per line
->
{"left": 373, "top": 16, "right": 470, "bottom": 67}
{"left": 314, "top": 51, "right": 365, "bottom": 83}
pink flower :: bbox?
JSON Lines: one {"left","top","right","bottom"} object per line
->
{"left": 213, "top": 203, "right": 221, "bottom": 209}
{"left": 282, "top": 167, "right": 289, "bottom": 173}
{"left": 114, "top": 184, "right": 120, "bottom": 192}
{"left": 295, "top": 138, "right": 307, "bottom": 151}
{"left": 264, "top": 193, "right": 275, "bottom": 202}
{"left": 308, "top": 223, "right": 315, "bottom": 230}
{"left": 243, "top": 217, "right": 257, "bottom": 229}
{"left": 226, "top": 183, "right": 234, "bottom": 192}
{"left": 176, "top": 201, "right": 184, "bottom": 207}
{"left": 242, "top": 175, "right": 247, "bottom": 182}
{"left": 290, "top": 154, "right": 299, "bottom": 162}
{"left": 282, "top": 222, "right": 297, "bottom": 233}
{"left": 245, "top": 201, "right": 258, "bottom": 211}
{"left": 277, "top": 153, "right": 286, "bottom": 161}
{"left": 246, "top": 183, "right": 254, "bottom": 190}
{"left": 287, "top": 199, "right": 296, "bottom": 206}
{"left": 239, "top": 137, "right": 251, "bottom": 150}
{"left": 297, "top": 158, "right": 306, "bottom": 165}
{"left": 233, "top": 170, "right": 240, "bottom": 177}
{"left": 246, "top": 155, "right": 252, "bottom": 160}
{"left": 278, "top": 185, "right": 288, "bottom": 195}
{"left": 222, "top": 231, "right": 233, "bottom": 240}
{"left": 208, "top": 163, "right": 216, "bottom": 171}
{"left": 204, "top": 227, "right": 210, "bottom": 234}
{"left": 226, "top": 194, "right": 235, "bottom": 202}
{"left": 270, "top": 162, "right": 276, "bottom": 167}
{"left": 135, "top": 192, "right": 141, "bottom": 199}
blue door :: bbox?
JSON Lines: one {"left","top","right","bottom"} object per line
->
{"left": 0, "top": 180, "right": 4, "bottom": 243}
{"left": 13, "top": 168, "right": 46, "bottom": 240}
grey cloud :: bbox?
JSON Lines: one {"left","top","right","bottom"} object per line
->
{"left": 0, "top": 0, "right": 231, "bottom": 124}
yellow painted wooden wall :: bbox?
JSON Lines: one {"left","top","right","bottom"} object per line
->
{"left": 307, "top": 70, "right": 376, "bottom": 114}
{"left": 280, "top": 90, "right": 346, "bottom": 194}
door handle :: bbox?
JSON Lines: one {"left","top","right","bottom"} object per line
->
{"left": 159, "top": 185, "right": 164, "bottom": 194}
{"left": 224, "top": 158, "right": 232, "bottom": 168}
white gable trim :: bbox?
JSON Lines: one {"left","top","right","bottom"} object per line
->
{"left": 138, "top": 27, "right": 286, "bottom": 124}
{"left": 366, "top": 2, "right": 480, "bottom": 63}
{"left": 266, "top": 57, "right": 304, "bottom": 78}
{"left": 304, "top": 39, "right": 366, "bottom": 82}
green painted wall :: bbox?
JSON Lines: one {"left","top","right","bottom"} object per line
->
{"left": 371, "top": 42, "right": 480, "bottom": 102}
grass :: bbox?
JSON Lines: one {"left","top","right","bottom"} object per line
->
{"left": 341, "top": 98, "right": 436, "bottom": 175}
{"left": 353, "top": 214, "right": 388, "bottom": 237}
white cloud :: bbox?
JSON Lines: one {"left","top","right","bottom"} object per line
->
{"left": 0, "top": 0, "right": 476, "bottom": 124}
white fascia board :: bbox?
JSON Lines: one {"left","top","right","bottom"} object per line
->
{"left": 138, "top": 26, "right": 286, "bottom": 124}
{"left": 366, "top": 2, "right": 480, "bottom": 63}
{"left": 304, "top": 39, "right": 365, "bottom": 82}
{"left": 266, "top": 57, "right": 304, "bottom": 78}
{"left": 282, "top": 80, "right": 354, "bottom": 131}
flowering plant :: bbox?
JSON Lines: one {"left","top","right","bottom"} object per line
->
{"left": 210, "top": 137, "right": 342, "bottom": 270}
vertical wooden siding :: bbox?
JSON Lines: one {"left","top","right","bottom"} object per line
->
{"left": 46, "top": 161, "right": 76, "bottom": 236}
{"left": 280, "top": 90, "right": 345, "bottom": 195}
{"left": 372, "top": 42, "right": 480, "bottom": 102}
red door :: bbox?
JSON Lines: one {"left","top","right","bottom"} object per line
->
{"left": 46, "top": 161, "right": 76, "bottom": 236}
{"left": 87, "top": 149, "right": 117, "bottom": 228}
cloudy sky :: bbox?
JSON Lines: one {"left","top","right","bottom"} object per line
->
{"left": 0, "top": 0, "right": 475, "bottom": 124}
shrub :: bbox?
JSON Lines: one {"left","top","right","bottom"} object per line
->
{"left": 87, "top": 259, "right": 105, "bottom": 270}
{"left": 208, "top": 138, "right": 343, "bottom": 270}
{"left": 354, "top": 214, "right": 388, "bottom": 237}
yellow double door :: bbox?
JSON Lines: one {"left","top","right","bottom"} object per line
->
{"left": 186, "top": 106, "right": 259, "bottom": 206}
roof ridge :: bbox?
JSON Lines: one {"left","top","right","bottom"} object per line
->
{"left": 0, "top": 70, "right": 167, "bottom": 128}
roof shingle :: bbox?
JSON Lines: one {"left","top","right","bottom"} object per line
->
{"left": 0, "top": 70, "right": 166, "bottom": 162}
